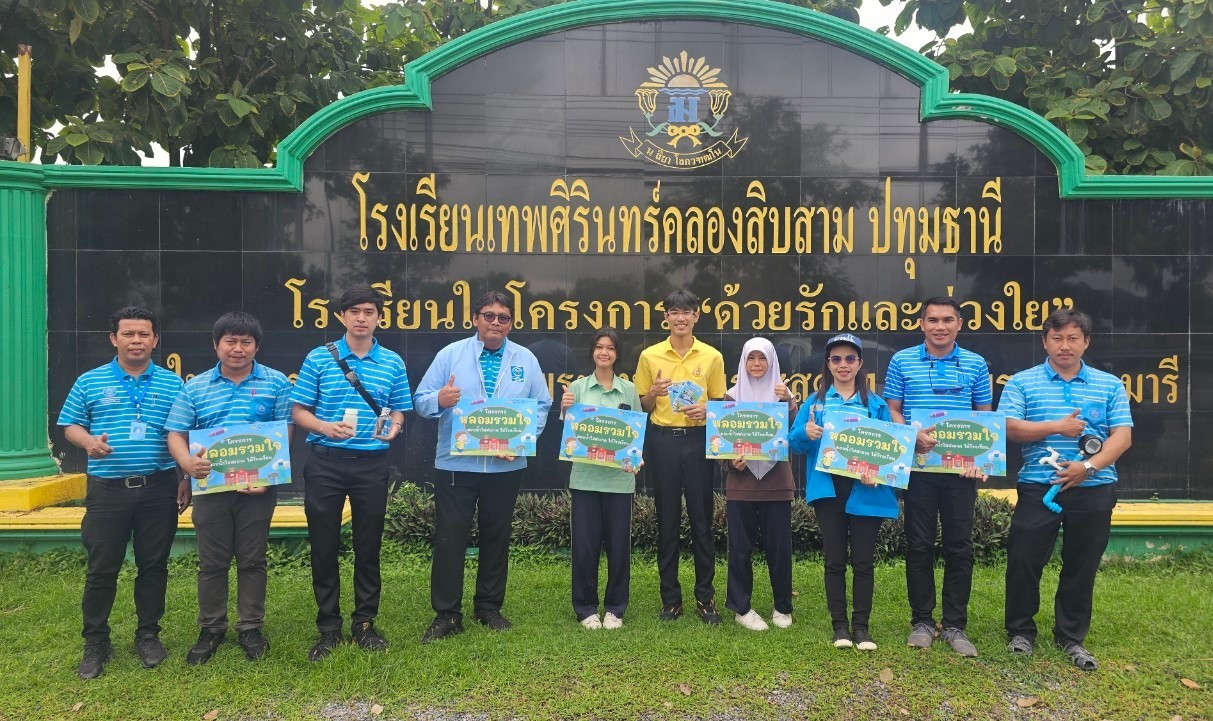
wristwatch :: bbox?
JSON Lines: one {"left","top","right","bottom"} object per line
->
{"left": 1081, "top": 460, "right": 1097, "bottom": 478}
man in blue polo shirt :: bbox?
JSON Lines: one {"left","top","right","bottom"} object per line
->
{"left": 413, "top": 290, "right": 552, "bottom": 643}
{"left": 165, "top": 312, "right": 293, "bottom": 665}
{"left": 884, "top": 296, "right": 992, "bottom": 657}
{"left": 999, "top": 309, "right": 1132, "bottom": 671}
{"left": 291, "top": 286, "right": 413, "bottom": 661}
{"left": 59, "top": 307, "right": 189, "bottom": 679}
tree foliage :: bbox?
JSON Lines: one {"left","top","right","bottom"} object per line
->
{"left": 0, "top": 0, "right": 856, "bottom": 166}
{"left": 880, "top": 0, "right": 1213, "bottom": 175}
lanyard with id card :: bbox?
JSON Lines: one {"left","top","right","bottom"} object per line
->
{"left": 113, "top": 363, "right": 152, "bottom": 440}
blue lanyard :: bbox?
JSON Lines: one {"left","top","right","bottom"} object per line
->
{"left": 112, "top": 361, "right": 152, "bottom": 420}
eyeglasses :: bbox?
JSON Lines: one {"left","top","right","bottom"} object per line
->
{"left": 478, "top": 312, "right": 512, "bottom": 326}
{"left": 828, "top": 354, "right": 859, "bottom": 365}
{"left": 665, "top": 309, "right": 696, "bottom": 318}
{"left": 929, "top": 358, "right": 965, "bottom": 394}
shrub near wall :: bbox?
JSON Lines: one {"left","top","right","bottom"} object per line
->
{"left": 385, "top": 483, "right": 1014, "bottom": 564}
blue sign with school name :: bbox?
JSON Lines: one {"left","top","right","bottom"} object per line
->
{"left": 187, "top": 421, "right": 291, "bottom": 495}
{"left": 911, "top": 410, "right": 1008, "bottom": 476}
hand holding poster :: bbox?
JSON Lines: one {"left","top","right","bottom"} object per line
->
{"left": 449, "top": 398, "right": 540, "bottom": 457}
{"left": 187, "top": 421, "right": 291, "bottom": 495}
{"left": 559, "top": 403, "right": 647, "bottom": 472}
{"left": 814, "top": 411, "right": 916, "bottom": 489}
{"left": 704, "top": 401, "right": 788, "bottom": 461}
{"left": 911, "top": 410, "right": 1007, "bottom": 475}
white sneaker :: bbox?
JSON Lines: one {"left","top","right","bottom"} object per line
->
{"left": 602, "top": 612, "right": 623, "bottom": 630}
{"left": 735, "top": 610, "right": 769, "bottom": 631}
{"left": 770, "top": 611, "right": 793, "bottom": 629}
{"left": 580, "top": 614, "right": 602, "bottom": 630}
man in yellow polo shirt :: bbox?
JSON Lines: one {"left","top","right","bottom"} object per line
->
{"left": 634, "top": 289, "right": 727, "bottom": 624}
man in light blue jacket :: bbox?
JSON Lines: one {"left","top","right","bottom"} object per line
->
{"left": 414, "top": 290, "right": 552, "bottom": 643}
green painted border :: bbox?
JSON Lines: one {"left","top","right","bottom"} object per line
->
{"left": 1, "top": 0, "right": 1211, "bottom": 198}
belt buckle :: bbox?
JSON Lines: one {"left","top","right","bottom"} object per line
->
{"left": 123, "top": 475, "right": 148, "bottom": 489}
{"left": 672, "top": 428, "right": 688, "bottom": 437}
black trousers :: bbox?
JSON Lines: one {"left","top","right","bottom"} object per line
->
{"left": 80, "top": 469, "right": 179, "bottom": 645}
{"left": 1005, "top": 482, "right": 1116, "bottom": 646}
{"left": 192, "top": 487, "right": 277, "bottom": 633}
{"left": 570, "top": 489, "right": 633, "bottom": 620}
{"left": 430, "top": 470, "right": 522, "bottom": 619}
{"left": 904, "top": 471, "right": 977, "bottom": 629}
{"left": 813, "top": 476, "right": 884, "bottom": 631}
{"left": 303, "top": 448, "right": 389, "bottom": 633}
{"left": 725, "top": 499, "right": 793, "bottom": 616}
{"left": 646, "top": 426, "right": 716, "bottom": 607}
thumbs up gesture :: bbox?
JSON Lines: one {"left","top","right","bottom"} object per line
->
{"left": 184, "top": 445, "right": 213, "bottom": 479}
{"left": 1056, "top": 409, "right": 1086, "bottom": 437}
{"left": 438, "top": 374, "right": 462, "bottom": 409}
{"left": 560, "top": 384, "right": 576, "bottom": 412}
{"left": 651, "top": 368, "right": 672, "bottom": 396}
{"left": 86, "top": 432, "right": 113, "bottom": 459}
{"left": 774, "top": 375, "right": 791, "bottom": 402}
{"left": 915, "top": 424, "right": 938, "bottom": 454}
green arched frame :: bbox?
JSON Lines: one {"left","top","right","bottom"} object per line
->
{"left": 1, "top": 0, "right": 1211, "bottom": 479}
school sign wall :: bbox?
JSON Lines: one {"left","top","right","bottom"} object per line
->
{"left": 2, "top": 0, "right": 1212, "bottom": 499}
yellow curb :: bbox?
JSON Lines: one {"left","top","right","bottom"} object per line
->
{"left": 0, "top": 499, "right": 349, "bottom": 532}
{"left": 982, "top": 489, "right": 1213, "bottom": 527}
{"left": 0, "top": 474, "right": 86, "bottom": 512}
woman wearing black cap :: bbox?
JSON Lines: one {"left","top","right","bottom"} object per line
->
{"left": 789, "top": 333, "right": 900, "bottom": 650}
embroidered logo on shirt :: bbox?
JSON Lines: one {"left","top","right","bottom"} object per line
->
{"left": 692, "top": 367, "right": 703, "bottom": 378}
{"left": 510, "top": 365, "right": 525, "bottom": 382}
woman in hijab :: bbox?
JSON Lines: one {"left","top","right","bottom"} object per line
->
{"left": 722, "top": 337, "right": 799, "bottom": 631}
{"left": 788, "top": 333, "right": 899, "bottom": 651}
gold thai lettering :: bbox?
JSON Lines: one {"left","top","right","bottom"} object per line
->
{"left": 350, "top": 174, "right": 1006, "bottom": 259}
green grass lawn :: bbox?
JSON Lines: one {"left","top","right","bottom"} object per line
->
{"left": 0, "top": 548, "right": 1210, "bottom": 720}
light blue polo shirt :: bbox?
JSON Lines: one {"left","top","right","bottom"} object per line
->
{"left": 290, "top": 336, "right": 413, "bottom": 451}
{"left": 164, "top": 361, "right": 293, "bottom": 432}
{"left": 883, "top": 342, "right": 993, "bottom": 423}
{"left": 998, "top": 360, "right": 1133, "bottom": 486}
{"left": 58, "top": 359, "right": 184, "bottom": 478}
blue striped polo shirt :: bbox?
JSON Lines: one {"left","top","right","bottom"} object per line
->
{"left": 480, "top": 345, "right": 504, "bottom": 397}
{"left": 290, "top": 336, "right": 413, "bottom": 450}
{"left": 58, "top": 359, "right": 184, "bottom": 478}
{"left": 164, "top": 361, "right": 294, "bottom": 433}
{"left": 998, "top": 360, "right": 1133, "bottom": 486}
{"left": 883, "top": 342, "right": 993, "bottom": 423}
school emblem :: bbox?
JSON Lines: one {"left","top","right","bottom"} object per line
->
{"left": 620, "top": 51, "right": 747, "bottom": 169}
{"left": 510, "top": 365, "right": 525, "bottom": 383}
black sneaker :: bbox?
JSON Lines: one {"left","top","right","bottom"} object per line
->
{"left": 852, "top": 627, "right": 878, "bottom": 651}
{"left": 421, "top": 615, "right": 464, "bottom": 644}
{"left": 473, "top": 609, "right": 513, "bottom": 631}
{"left": 238, "top": 628, "right": 269, "bottom": 661}
{"left": 185, "top": 630, "right": 225, "bottom": 666}
{"left": 307, "top": 630, "right": 344, "bottom": 662}
{"left": 832, "top": 626, "right": 853, "bottom": 649}
{"left": 352, "top": 621, "right": 389, "bottom": 651}
{"left": 658, "top": 603, "right": 682, "bottom": 621}
{"left": 135, "top": 633, "right": 168, "bottom": 668}
{"left": 77, "top": 640, "right": 113, "bottom": 679}
{"left": 696, "top": 598, "right": 722, "bottom": 625}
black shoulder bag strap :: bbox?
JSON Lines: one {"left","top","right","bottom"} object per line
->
{"left": 325, "top": 342, "right": 382, "bottom": 416}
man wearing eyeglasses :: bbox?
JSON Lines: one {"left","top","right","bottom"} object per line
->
{"left": 884, "top": 296, "right": 992, "bottom": 657}
{"left": 634, "top": 289, "right": 727, "bottom": 625}
{"left": 414, "top": 290, "right": 552, "bottom": 643}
